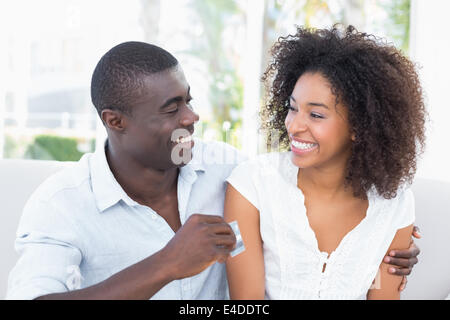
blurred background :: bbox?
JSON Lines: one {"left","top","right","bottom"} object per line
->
{"left": 0, "top": 0, "right": 448, "bottom": 181}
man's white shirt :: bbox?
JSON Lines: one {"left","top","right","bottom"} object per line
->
{"left": 6, "top": 139, "right": 245, "bottom": 300}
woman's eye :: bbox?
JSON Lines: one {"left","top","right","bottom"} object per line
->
{"left": 287, "top": 105, "right": 297, "bottom": 112}
{"left": 311, "top": 113, "right": 324, "bottom": 119}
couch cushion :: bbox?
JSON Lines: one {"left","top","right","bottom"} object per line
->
{"left": 0, "top": 159, "right": 70, "bottom": 298}
{"left": 401, "top": 178, "right": 450, "bottom": 299}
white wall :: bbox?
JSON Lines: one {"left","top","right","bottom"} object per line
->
{"left": 410, "top": 0, "right": 450, "bottom": 182}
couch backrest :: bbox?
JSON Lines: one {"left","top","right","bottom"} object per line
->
{"left": 402, "top": 178, "right": 450, "bottom": 299}
{"left": 0, "top": 159, "right": 70, "bottom": 298}
{"left": 1, "top": 159, "right": 449, "bottom": 299}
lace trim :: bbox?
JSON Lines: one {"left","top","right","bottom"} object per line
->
{"left": 271, "top": 152, "right": 393, "bottom": 298}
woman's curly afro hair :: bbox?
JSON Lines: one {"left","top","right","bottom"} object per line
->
{"left": 261, "top": 25, "right": 427, "bottom": 199}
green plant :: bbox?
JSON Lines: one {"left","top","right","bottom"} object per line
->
{"left": 185, "top": 0, "right": 245, "bottom": 145}
{"left": 379, "top": 0, "right": 411, "bottom": 54}
{"left": 4, "top": 134, "right": 19, "bottom": 158}
{"left": 25, "top": 135, "right": 90, "bottom": 161}
{"left": 3, "top": 134, "right": 29, "bottom": 159}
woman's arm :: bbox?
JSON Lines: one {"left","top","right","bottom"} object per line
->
{"left": 367, "top": 224, "right": 414, "bottom": 300}
{"left": 224, "top": 183, "right": 265, "bottom": 299}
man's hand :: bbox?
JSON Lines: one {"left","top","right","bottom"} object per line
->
{"left": 383, "top": 226, "right": 421, "bottom": 291}
{"left": 35, "top": 214, "right": 236, "bottom": 300}
{"left": 161, "top": 214, "right": 237, "bottom": 280}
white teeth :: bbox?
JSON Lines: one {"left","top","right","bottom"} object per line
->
{"left": 291, "top": 140, "right": 317, "bottom": 150}
{"left": 176, "top": 135, "right": 192, "bottom": 144}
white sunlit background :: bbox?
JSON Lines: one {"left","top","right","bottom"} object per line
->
{"left": 0, "top": 0, "right": 449, "bottom": 181}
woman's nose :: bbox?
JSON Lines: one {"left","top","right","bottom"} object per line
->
{"left": 287, "top": 111, "right": 307, "bottom": 134}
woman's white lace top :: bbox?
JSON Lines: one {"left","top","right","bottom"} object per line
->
{"left": 226, "top": 152, "right": 415, "bottom": 300}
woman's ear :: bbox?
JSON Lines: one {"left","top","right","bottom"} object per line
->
{"left": 351, "top": 132, "right": 356, "bottom": 142}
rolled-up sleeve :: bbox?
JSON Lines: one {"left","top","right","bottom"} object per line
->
{"left": 6, "top": 197, "right": 82, "bottom": 300}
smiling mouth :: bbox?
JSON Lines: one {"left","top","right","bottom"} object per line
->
{"left": 291, "top": 140, "right": 318, "bottom": 150}
{"left": 174, "top": 135, "right": 193, "bottom": 144}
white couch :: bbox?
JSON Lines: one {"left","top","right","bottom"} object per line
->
{"left": 1, "top": 159, "right": 449, "bottom": 299}
{"left": 0, "top": 159, "right": 71, "bottom": 299}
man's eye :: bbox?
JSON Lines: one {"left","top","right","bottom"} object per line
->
{"left": 186, "top": 99, "right": 195, "bottom": 111}
{"left": 166, "top": 108, "right": 178, "bottom": 113}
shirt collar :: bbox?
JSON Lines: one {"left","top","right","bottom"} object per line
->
{"left": 90, "top": 138, "right": 206, "bottom": 213}
{"left": 182, "top": 137, "right": 206, "bottom": 176}
{"left": 281, "top": 150, "right": 378, "bottom": 217}
{"left": 90, "top": 140, "right": 140, "bottom": 212}
{"left": 173, "top": 138, "right": 206, "bottom": 184}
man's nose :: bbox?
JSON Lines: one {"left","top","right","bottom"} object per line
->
{"left": 180, "top": 107, "right": 200, "bottom": 127}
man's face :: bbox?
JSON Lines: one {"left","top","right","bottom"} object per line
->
{"left": 119, "top": 66, "right": 199, "bottom": 170}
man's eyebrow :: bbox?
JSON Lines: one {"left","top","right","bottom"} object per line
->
{"left": 289, "top": 96, "right": 329, "bottom": 109}
{"left": 159, "top": 86, "right": 191, "bottom": 110}
{"left": 159, "top": 96, "right": 182, "bottom": 110}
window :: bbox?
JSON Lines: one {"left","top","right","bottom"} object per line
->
{"left": 0, "top": 0, "right": 421, "bottom": 162}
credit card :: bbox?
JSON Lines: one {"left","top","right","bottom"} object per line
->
{"left": 229, "top": 220, "right": 245, "bottom": 257}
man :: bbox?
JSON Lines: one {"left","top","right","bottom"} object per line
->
{"left": 6, "top": 42, "right": 420, "bottom": 300}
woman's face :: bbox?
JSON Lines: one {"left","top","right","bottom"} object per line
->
{"left": 285, "top": 72, "right": 354, "bottom": 170}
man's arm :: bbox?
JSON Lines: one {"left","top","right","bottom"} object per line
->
{"left": 35, "top": 214, "right": 236, "bottom": 300}
{"left": 35, "top": 249, "right": 172, "bottom": 300}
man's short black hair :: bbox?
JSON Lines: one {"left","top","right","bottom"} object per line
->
{"left": 91, "top": 41, "right": 179, "bottom": 117}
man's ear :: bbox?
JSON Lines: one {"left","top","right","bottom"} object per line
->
{"left": 351, "top": 132, "right": 356, "bottom": 142}
{"left": 101, "top": 109, "right": 127, "bottom": 133}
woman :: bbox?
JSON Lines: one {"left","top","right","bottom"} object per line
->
{"left": 224, "top": 25, "right": 426, "bottom": 299}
